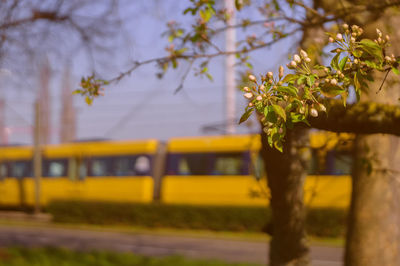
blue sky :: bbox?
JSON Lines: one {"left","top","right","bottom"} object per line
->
{"left": 2, "top": 0, "right": 299, "bottom": 144}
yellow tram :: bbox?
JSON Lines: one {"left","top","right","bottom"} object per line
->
{"left": 0, "top": 133, "right": 352, "bottom": 208}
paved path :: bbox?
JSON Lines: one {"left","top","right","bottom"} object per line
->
{"left": 0, "top": 225, "right": 342, "bottom": 265}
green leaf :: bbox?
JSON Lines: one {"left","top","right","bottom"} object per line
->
{"left": 339, "top": 56, "right": 348, "bottom": 71}
{"left": 239, "top": 108, "right": 254, "bottom": 124}
{"left": 277, "top": 86, "right": 298, "bottom": 97}
{"left": 354, "top": 72, "right": 361, "bottom": 92}
{"left": 274, "top": 140, "right": 283, "bottom": 152}
{"left": 282, "top": 74, "right": 298, "bottom": 83}
{"left": 392, "top": 67, "right": 400, "bottom": 75}
{"left": 330, "top": 53, "right": 340, "bottom": 70}
{"left": 272, "top": 104, "right": 286, "bottom": 122}
{"left": 359, "top": 39, "right": 383, "bottom": 61}
{"left": 85, "top": 96, "right": 93, "bottom": 106}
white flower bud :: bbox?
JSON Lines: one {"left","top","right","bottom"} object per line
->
{"left": 278, "top": 128, "right": 283, "bottom": 134}
{"left": 386, "top": 35, "right": 390, "bottom": 41}
{"left": 330, "top": 79, "right": 338, "bottom": 85}
{"left": 256, "top": 95, "right": 263, "bottom": 101}
{"left": 310, "top": 108, "right": 318, "bottom": 117}
{"left": 354, "top": 59, "right": 359, "bottom": 64}
{"left": 279, "top": 66, "right": 284, "bottom": 79}
{"left": 351, "top": 25, "right": 359, "bottom": 32}
{"left": 290, "top": 61, "right": 297, "bottom": 68}
{"left": 300, "top": 49, "right": 308, "bottom": 58}
{"left": 267, "top": 72, "right": 273, "bottom": 78}
{"left": 385, "top": 56, "right": 392, "bottom": 62}
{"left": 259, "top": 84, "right": 265, "bottom": 91}
{"left": 343, "top": 23, "right": 349, "bottom": 30}
{"left": 293, "top": 54, "right": 301, "bottom": 63}
{"left": 305, "top": 57, "right": 311, "bottom": 63}
{"left": 377, "top": 37, "right": 382, "bottom": 44}
{"left": 248, "top": 74, "right": 257, "bottom": 82}
{"left": 244, "top": 92, "right": 253, "bottom": 99}
{"left": 376, "top": 28, "right": 382, "bottom": 37}
{"left": 319, "top": 104, "right": 326, "bottom": 112}
{"left": 299, "top": 107, "right": 305, "bottom": 114}
{"left": 248, "top": 102, "right": 253, "bottom": 107}
{"left": 350, "top": 37, "right": 356, "bottom": 43}
{"left": 243, "top": 86, "right": 250, "bottom": 92}
{"left": 336, "top": 33, "right": 343, "bottom": 41}
{"left": 329, "top": 37, "right": 334, "bottom": 43}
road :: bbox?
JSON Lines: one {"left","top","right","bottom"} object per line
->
{"left": 0, "top": 225, "right": 342, "bottom": 265}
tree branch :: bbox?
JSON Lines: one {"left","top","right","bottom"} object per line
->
{"left": 309, "top": 100, "right": 400, "bottom": 136}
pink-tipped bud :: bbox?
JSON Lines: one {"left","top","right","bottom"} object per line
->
{"left": 376, "top": 28, "right": 382, "bottom": 37}
{"left": 330, "top": 79, "right": 338, "bottom": 86}
{"left": 259, "top": 85, "right": 265, "bottom": 91}
{"left": 336, "top": 33, "right": 343, "bottom": 41}
{"left": 278, "top": 128, "right": 283, "bottom": 134}
{"left": 305, "top": 57, "right": 311, "bottom": 63}
{"left": 293, "top": 54, "right": 301, "bottom": 63}
{"left": 289, "top": 61, "right": 297, "bottom": 68}
{"left": 343, "top": 23, "right": 349, "bottom": 30}
{"left": 267, "top": 72, "right": 273, "bottom": 78}
{"left": 310, "top": 108, "right": 318, "bottom": 117}
{"left": 329, "top": 37, "right": 334, "bottom": 43}
{"left": 243, "top": 86, "right": 250, "bottom": 92}
{"left": 279, "top": 66, "right": 284, "bottom": 79}
{"left": 248, "top": 74, "right": 257, "bottom": 82}
{"left": 256, "top": 95, "right": 263, "bottom": 101}
{"left": 350, "top": 37, "right": 356, "bottom": 43}
{"left": 244, "top": 92, "right": 253, "bottom": 99}
{"left": 300, "top": 49, "right": 308, "bottom": 58}
{"left": 248, "top": 102, "right": 253, "bottom": 107}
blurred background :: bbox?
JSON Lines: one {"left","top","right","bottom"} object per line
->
{"left": 0, "top": 1, "right": 399, "bottom": 266}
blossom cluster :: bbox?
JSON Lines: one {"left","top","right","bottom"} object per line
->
{"left": 240, "top": 24, "right": 400, "bottom": 152}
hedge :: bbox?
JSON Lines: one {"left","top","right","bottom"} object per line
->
{"left": 47, "top": 200, "right": 346, "bottom": 238}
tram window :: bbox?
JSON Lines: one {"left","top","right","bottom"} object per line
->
{"left": 90, "top": 158, "right": 112, "bottom": 176}
{"left": 114, "top": 157, "right": 134, "bottom": 176}
{"left": 308, "top": 149, "right": 320, "bottom": 175}
{"left": 166, "top": 152, "right": 248, "bottom": 176}
{"left": 134, "top": 156, "right": 151, "bottom": 176}
{"left": 79, "top": 160, "right": 87, "bottom": 180}
{"left": 43, "top": 159, "right": 67, "bottom": 177}
{"left": 179, "top": 154, "right": 210, "bottom": 175}
{"left": 213, "top": 153, "right": 244, "bottom": 175}
{"left": 0, "top": 163, "right": 7, "bottom": 180}
{"left": 10, "top": 161, "right": 32, "bottom": 178}
{"left": 326, "top": 151, "right": 352, "bottom": 175}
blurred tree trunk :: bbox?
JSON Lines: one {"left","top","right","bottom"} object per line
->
{"left": 345, "top": 134, "right": 400, "bottom": 266}
{"left": 344, "top": 15, "right": 400, "bottom": 265}
{"left": 259, "top": 13, "right": 326, "bottom": 264}
{"left": 261, "top": 126, "right": 310, "bottom": 266}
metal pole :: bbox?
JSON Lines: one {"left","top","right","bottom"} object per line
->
{"left": 33, "top": 100, "right": 42, "bottom": 214}
{"left": 225, "top": 0, "right": 236, "bottom": 134}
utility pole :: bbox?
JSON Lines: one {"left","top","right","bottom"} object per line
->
{"left": 0, "top": 99, "right": 6, "bottom": 145}
{"left": 39, "top": 58, "right": 51, "bottom": 144}
{"left": 60, "top": 66, "right": 76, "bottom": 143}
{"left": 225, "top": 0, "right": 236, "bottom": 135}
{"left": 33, "top": 100, "right": 42, "bottom": 214}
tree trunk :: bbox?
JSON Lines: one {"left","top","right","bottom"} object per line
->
{"left": 345, "top": 134, "right": 400, "bottom": 266}
{"left": 261, "top": 126, "right": 310, "bottom": 266}
{"left": 344, "top": 13, "right": 400, "bottom": 266}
